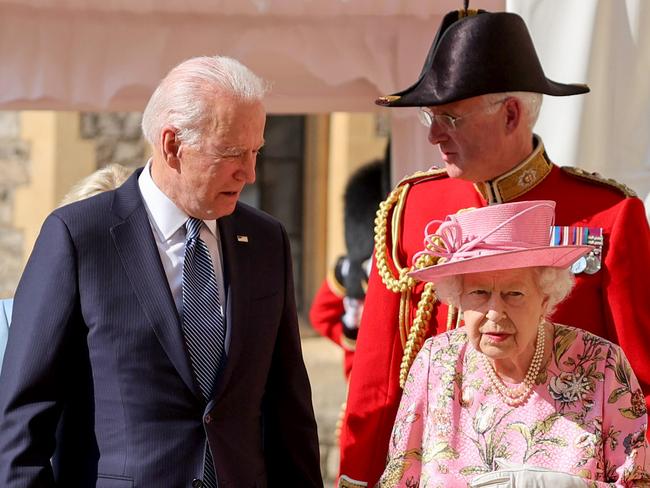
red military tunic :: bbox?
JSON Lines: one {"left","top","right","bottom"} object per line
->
{"left": 338, "top": 137, "right": 650, "bottom": 487}
{"left": 309, "top": 276, "right": 355, "bottom": 379}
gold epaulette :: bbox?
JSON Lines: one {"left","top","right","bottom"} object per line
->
{"left": 561, "top": 166, "right": 637, "bottom": 198}
{"left": 396, "top": 167, "right": 448, "bottom": 188}
{"left": 374, "top": 167, "right": 448, "bottom": 292}
{"left": 373, "top": 167, "right": 448, "bottom": 388}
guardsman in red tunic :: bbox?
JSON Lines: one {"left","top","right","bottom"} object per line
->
{"left": 310, "top": 160, "right": 388, "bottom": 379}
{"left": 338, "top": 7, "right": 650, "bottom": 488}
{"left": 310, "top": 277, "right": 353, "bottom": 377}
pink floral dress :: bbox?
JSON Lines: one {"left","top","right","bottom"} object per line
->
{"left": 379, "top": 324, "right": 650, "bottom": 487}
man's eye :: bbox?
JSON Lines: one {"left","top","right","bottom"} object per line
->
{"left": 470, "top": 290, "right": 488, "bottom": 296}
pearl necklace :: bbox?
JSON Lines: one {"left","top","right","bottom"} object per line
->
{"left": 481, "top": 322, "right": 546, "bottom": 407}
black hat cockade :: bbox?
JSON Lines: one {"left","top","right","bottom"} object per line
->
{"left": 376, "top": 6, "right": 589, "bottom": 108}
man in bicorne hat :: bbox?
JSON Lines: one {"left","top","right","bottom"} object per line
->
{"left": 338, "top": 7, "right": 650, "bottom": 488}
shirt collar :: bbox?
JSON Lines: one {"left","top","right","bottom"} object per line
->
{"left": 138, "top": 160, "right": 218, "bottom": 241}
{"left": 474, "top": 134, "right": 553, "bottom": 204}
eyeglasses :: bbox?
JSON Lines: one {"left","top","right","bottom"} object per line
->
{"left": 418, "top": 98, "right": 508, "bottom": 131}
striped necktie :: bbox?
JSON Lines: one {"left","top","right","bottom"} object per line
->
{"left": 182, "top": 217, "right": 225, "bottom": 488}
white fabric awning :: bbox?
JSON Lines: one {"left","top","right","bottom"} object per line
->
{"left": 508, "top": 0, "right": 650, "bottom": 200}
{"left": 2, "top": 0, "right": 648, "bottom": 201}
{"left": 0, "top": 0, "right": 501, "bottom": 113}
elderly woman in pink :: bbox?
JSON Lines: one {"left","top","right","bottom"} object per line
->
{"left": 379, "top": 201, "right": 650, "bottom": 487}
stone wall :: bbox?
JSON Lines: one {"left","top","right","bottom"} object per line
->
{"left": 0, "top": 111, "right": 149, "bottom": 298}
{"left": 80, "top": 112, "right": 148, "bottom": 169}
{"left": 0, "top": 112, "right": 29, "bottom": 298}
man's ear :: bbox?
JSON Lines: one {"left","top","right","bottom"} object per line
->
{"left": 503, "top": 97, "right": 522, "bottom": 133}
{"left": 161, "top": 127, "right": 181, "bottom": 168}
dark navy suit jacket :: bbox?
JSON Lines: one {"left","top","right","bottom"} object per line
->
{"left": 0, "top": 170, "right": 322, "bottom": 487}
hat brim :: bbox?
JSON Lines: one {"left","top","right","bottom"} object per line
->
{"left": 376, "top": 80, "right": 589, "bottom": 108}
{"left": 408, "top": 245, "right": 591, "bottom": 282}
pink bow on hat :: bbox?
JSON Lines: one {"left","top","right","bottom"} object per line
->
{"left": 414, "top": 202, "right": 556, "bottom": 264}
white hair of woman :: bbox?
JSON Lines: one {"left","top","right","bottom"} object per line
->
{"left": 141, "top": 55, "right": 269, "bottom": 148}
{"left": 59, "top": 163, "right": 133, "bottom": 207}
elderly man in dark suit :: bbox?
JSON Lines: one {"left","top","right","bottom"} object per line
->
{"left": 0, "top": 55, "right": 322, "bottom": 488}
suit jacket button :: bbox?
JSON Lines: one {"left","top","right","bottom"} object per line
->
{"left": 204, "top": 414, "right": 212, "bottom": 424}
{"left": 191, "top": 479, "right": 204, "bottom": 487}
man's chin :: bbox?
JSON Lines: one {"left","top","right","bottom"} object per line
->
{"left": 442, "top": 161, "right": 480, "bottom": 182}
{"left": 443, "top": 163, "right": 463, "bottom": 179}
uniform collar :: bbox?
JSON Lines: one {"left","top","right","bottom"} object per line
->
{"left": 474, "top": 135, "right": 553, "bottom": 204}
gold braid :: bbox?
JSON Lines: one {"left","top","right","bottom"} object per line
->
{"left": 399, "top": 281, "right": 436, "bottom": 387}
{"left": 374, "top": 184, "right": 413, "bottom": 294}
{"left": 373, "top": 179, "right": 441, "bottom": 389}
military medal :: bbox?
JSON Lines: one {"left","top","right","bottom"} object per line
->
{"left": 571, "top": 256, "right": 587, "bottom": 274}
{"left": 584, "top": 229, "right": 603, "bottom": 274}
{"left": 550, "top": 226, "right": 603, "bottom": 274}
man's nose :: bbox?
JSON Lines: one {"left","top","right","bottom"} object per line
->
{"left": 427, "top": 120, "right": 449, "bottom": 145}
{"left": 236, "top": 153, "right": 256, "bottom": 184}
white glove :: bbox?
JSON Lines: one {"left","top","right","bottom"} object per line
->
{"left": 342, "top": 296, "right": 364, "bottom": 332}
{"left": 468, "top": 459, "right": 588, "bottom": 487}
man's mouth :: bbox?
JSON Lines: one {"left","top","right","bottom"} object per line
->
{"left": 439, "top": 149, "right": 455, "bottom": 161}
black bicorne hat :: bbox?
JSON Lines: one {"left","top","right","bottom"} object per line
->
{"left": 376, "top": 9, "right": 589, "bottom": 108}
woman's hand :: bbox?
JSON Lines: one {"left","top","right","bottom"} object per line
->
{"left": 468, "top": 459, "right": 588, "bottom": 487}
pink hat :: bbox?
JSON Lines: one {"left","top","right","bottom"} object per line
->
{"left": 408, "top": 201, "right": 592, "bottom": 282}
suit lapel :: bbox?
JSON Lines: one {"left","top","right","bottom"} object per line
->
{"left": 110, "top": 172, "right": 199, "bottom": 398}
{"left": 210, "top": 208, "right": 251, "bottom": 403}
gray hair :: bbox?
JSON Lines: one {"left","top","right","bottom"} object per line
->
{"left": 485, "top": 91, "right": 543, "bottom": 130}
{"left": 59, "top": 163, "right": 133, "bottom": 207}
{"left": 434, "top": 266, "right": 575, "bottom": 319}
{"left": 141, "top": 56, "right": 269, "bottom": 148}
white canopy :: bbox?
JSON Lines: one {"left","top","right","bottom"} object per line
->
{"left": 509, "top": 0, "right": 650, "bottom": 200}
{"left": 0, "top": 0, "right": 501, "bottom": 113}
{"left": 1, "top": 0, "right": 649, "bottom": 200}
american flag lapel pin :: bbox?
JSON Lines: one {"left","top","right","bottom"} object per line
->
{"left": 236, "top": 235, "right": 249, "bottom": 243}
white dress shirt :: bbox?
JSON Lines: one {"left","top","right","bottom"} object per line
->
{"left": 138, "top": 162, "right": 230, "bottom": 352}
